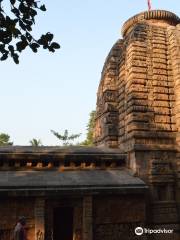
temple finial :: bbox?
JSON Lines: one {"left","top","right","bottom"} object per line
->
{"left": 148, "top": 0, "right": 152, "bottom": 11}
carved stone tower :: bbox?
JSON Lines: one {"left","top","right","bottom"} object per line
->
{"left": 95, "top": 10, "right": 180, "bottom": 236}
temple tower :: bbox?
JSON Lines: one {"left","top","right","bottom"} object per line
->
{"left": 95, "top": 10, "right": 180, "bottom": 236}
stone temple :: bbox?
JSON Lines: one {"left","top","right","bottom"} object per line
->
{"left": 0, "top": 9, "right": 180, "bottom": 240}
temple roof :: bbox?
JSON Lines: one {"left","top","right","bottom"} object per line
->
{"left": 0, "top": 145, "right": 127, "bottom": 177}
{"left": 0, "top": 146, "right": 147, "bottom": 195}
{"left": 0, "top": 145, "right": 124, "bottom": 154}
{"left": 0, "top": 169, "right": 147, "bottom": 196}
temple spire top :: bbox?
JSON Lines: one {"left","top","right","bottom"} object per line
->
{"left": 122, "top": 10, "right": 180, "bottom": 37}
{"left": 148, "top": 0, "right": 152, "bottom": 11}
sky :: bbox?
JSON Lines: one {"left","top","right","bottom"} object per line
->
{"left": 0, "top": 0, "right": 179, "bottom": 145}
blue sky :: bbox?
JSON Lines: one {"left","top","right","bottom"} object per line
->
{"left": 0, "top": 0, "right": 179, "bottom": 145}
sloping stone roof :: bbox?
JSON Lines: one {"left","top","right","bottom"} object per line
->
{"left": 0, "top": 146, "right": 127, "bottom": 170}
{"left": 0, "top": 169, "right": 147, "bottom": 196}
{"left": 0, "top": 146, "right": 147, "bottom": 196}
{"left": 0, "top": 145, "right": 124, "bottom": 154}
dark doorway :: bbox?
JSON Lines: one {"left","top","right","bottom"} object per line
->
{"left": 53, "top": 207, "right": 73, "bottom": 240}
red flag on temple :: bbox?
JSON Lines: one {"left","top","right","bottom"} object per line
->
{"left": 148, "top": 0, "right": 151, "bottom": 11}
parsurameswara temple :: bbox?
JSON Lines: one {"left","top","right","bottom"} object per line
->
{"left": 0, "top": 9, "right": 180, "bottom": 240}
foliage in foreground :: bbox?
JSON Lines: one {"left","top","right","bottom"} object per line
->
{"left": 0, "top": 0, "right": 60, "bottom": 64}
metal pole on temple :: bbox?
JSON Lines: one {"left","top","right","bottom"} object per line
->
{"left": 148, "top": 0, "right": 152, "bottom": 11}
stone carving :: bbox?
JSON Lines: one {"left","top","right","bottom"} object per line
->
{"left": 74, "top": 229, "right": 82, "bottom": 240}
{"left": 36, "top": 230, "right": 44, "bottom": 240}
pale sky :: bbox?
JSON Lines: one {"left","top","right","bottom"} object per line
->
{"left": 0, "top": 0, "right": 179, "bottom": 145}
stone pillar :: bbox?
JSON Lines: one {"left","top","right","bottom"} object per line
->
{"left": 83, "top": 196, "right": 93, "bottom": 240}
{"left": 73, "top": 206, "right": 83, "bottom": 240}
{"left": 35, "top": 199, "right": 45, "bottom": 240}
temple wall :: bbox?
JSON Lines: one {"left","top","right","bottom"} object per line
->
{"left": 93, "top": 195, "right": 146, "bottom": 240}
{"left": 0, "top": 194, "right": 146, "bottom": 240}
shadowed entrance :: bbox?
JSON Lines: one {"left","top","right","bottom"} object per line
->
{"left": 53, "top": 207, "right": 73, "bottom": 240}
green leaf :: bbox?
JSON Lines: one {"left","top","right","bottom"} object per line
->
{"left": 19, "top": 3, "right": 27, "bottom": 14}
{"left": 11, "top": 8, "right": 20, "bottom": 16}
{"left": 10, "top": 0, "right": 16, "bottom": 5}
{"left": 21, "top": 35, "right": 26, "bottom": 42}
{"left": 16, "top": 41, "right": 28, "bottom": 52}
{"left": 48, "top": 46, "right": 55, "bottom": 52}
{"left": 1, "top": 54, "right": 8, "bottom": 61}
{"left": 43, "top": 45, "right": 48, "bottom": 49}
{"left": 40, "top": 5, "right": 46, "bottom": 11}
{"left": 0, "top": 44, "right": 5, "bottom": 52}
{"left": 46, "top": 33, "right": 54, "bottom": 42}
{"left": 3, "top": 37, "right": 12, "bottom": 44}
{"left": 13, "top": 28, "right": 21, "bottom": 37}
{"left": 30, "top": 9, "right": 37, "bottom": 17}
{"left": 51, "top": 42, "right": 60, "bottom": 49}
{"left": 19, "top": 20, "right": 27, "bottom": 31}
{"left": 12, "top": 53, "right": 19, "bottom": 64}
{"left": 26, "top": 24, "right": 32, "bottom": 31}
{"left": 31, "top": 43, "right": 40, "bottom": 48}
{"left": 38, "top": 34, "right": 48, "bottom": 45}
{"left": 30, "top": 43, "right": 40, "bottom": 53}
{"left": 8, "top": 45, "right": 14, "bottom": 53}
